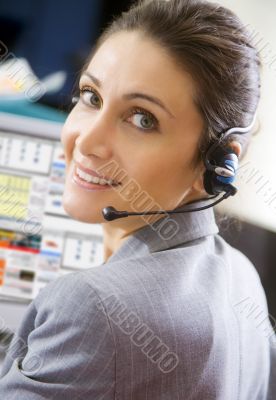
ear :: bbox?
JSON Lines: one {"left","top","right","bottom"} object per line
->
{"left": 228, "top": 140, "right": 242, "bottom": 159}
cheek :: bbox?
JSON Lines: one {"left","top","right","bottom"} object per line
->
{"left": 129, "top": 152, "right": 186, "bottom": 194}
{"left": 133, "top": 156, "right": 196, "bottom": 209}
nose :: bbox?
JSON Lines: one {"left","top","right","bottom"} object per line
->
{"left": 76, "top": 112, "right": 114, "bottom": 159}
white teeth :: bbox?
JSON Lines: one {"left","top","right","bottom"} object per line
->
{"left": 76, "top": 168, "right": 115, "bottom": 185}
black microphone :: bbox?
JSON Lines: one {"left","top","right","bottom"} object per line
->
{"left": 102, "top": 184, "right": 237, "bottom": 221}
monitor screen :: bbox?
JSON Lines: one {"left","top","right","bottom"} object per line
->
{"left": 0, "top": 116, "right": 104, "bottom": 302}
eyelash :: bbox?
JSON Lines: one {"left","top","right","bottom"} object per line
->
{"left": 77, "top": 86, "right": 159, "bottom": 133}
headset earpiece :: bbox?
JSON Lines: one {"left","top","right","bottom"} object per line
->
{"left": 203, "top": 147, "right": 239, "bottom": 195}
{"left": 203, "top": 169, "right": 217, "bottom": 195}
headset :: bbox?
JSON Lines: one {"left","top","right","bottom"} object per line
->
{"left": 202, "top": 112, "right": 257, "bottom": 196}
{"left": 70, "top": 95, "right": 256, "bottom": 221}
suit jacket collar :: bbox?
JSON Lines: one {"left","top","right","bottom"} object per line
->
{"left": 105, "top": 199, "right": 219, "bottom": 265}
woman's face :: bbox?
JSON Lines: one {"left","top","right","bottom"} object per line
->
{"left": 61, "top": 31, "right": 205, "bottom": 227}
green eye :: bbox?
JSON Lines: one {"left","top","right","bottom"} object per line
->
{"left": 79, "top": 88, "right": 102, "bottom": 107}
{"left": 128, "top": 107, "right": 159, "bottom": 132}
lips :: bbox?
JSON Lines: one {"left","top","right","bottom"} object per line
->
{"left": 74, "top": 160, "right": 120, "bottom": 185}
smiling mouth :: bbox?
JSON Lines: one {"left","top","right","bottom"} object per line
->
{"left": 75, "top": 167, "right": 118, "bottom": 186}
{"left": 73, "top": 160, "right": 121, "bottom": 186}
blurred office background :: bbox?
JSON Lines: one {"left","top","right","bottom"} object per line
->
{"left": 0, "top": 0, "right": 275, "bottom": 360}
{"left": 0, "top": 0, "right": 135, "bottom": 109}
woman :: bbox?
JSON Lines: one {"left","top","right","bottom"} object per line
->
{"left": 0, "top": 0, "right": 275, "bottom": 398}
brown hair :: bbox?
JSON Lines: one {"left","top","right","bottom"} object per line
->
{"left": 82, "top": 0, "right": 262, "bottom": 165}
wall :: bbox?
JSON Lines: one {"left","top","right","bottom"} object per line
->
{"left": 209, "top": 0, "right": 276, "bottom": 233}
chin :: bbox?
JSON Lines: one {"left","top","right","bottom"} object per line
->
{"left": 62, "top": 197, "right": 103, "bottom": 224}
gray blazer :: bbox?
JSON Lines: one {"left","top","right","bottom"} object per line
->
{"left": 0, "top": 200, "right": 275, "bottom": 399}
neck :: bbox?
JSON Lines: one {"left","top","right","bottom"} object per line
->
{"left": 101, "top": 191, "right": 209, "bottom": 263}
{"left": 101, "top": 212, "right": 167, "bottom": 263}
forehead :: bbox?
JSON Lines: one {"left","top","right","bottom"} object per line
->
{"left": 85, "top": 31, "right": 197, "bottom": 115}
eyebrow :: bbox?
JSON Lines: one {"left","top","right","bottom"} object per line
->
{"left": 81, "top": 71, "right": 175, "bottom": 119}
